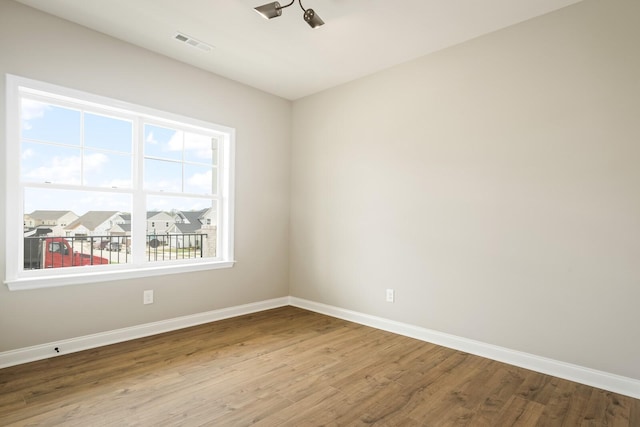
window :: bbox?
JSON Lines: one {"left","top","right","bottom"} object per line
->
{"left": 5, "top": 75, "right": 235, "bottom": 290}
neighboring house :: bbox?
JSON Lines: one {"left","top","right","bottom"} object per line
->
{"left": 108, "top": 213, "right": 131, "bottom": 236}
{"left": 112, "top": 213, "right": 131, "bottom": 226}
{"left": 107, "top": 210, "right": 215, "bottom": 251}
{"left": 26, "top": 210, "right": 79, "bottom": 236}
{"left": 173, "top": 209, "right": 215, "bottom": 234}
{"left": 147, "top": 211, "right": 175, "bottom": 235}
{"left": 172, "top": 208, "right": 217, "bottom": 255}
{"left": 23, "top": 214, "right": 35, "bottom": 230}
{"left": 65, "top": 211, "right": 121, "bottom": 238}
{"left": 108, "top": 222, "right": 131, "bottom": 236}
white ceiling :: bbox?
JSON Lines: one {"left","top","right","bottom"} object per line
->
{"left": 15, "top": 0, "right": 582, "bottom": 100}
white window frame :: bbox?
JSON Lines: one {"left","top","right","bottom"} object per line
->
{"left": 4, "top": 75, "right": 235, "bottom": 290}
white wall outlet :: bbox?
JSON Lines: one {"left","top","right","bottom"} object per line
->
{"left": 386, "top": 288, "right": 395, "bottom": 303}
{"left": 143, "top": 289, "right": 154, "bottom": 305}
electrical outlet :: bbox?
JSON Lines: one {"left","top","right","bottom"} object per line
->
{"left": 143, "top": 290, "right": 154, "bottom": 305}
{"left": 386, "top": 288, "right": 394, "bottom": 303}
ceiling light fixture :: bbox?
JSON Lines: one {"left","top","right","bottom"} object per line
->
{"left": 254, "top": 1, "right": 325, "bottom": 29}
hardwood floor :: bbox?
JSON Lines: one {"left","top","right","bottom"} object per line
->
{"left": 0, "top": 306, "right": 638, "bottom": 426}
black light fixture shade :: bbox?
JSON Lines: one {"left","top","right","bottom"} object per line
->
{"left": 303, "top": 8, "right": 324, "bottom": 28}
{"left": 254, "top": 2, "right": 282, "bottom": 19}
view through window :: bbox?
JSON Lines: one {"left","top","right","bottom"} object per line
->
{"left": 6, "top": 75, "right": 235, "bottom": 289}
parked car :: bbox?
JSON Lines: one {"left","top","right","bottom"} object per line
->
{"left": 94, "top": 239, "right": 110, "bottom": 250}
{"left": 107, "top": 242, "right": 122, "bottom": 251}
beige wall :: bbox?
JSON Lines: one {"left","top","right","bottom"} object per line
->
{"left": 290, "top": 0, "right": 640, "bottom": 380}
{"left": 2, "top": 0, "right": 639, "bottom": 384}
{"left": 0, "top": 1, "right": 291, "bottom": 350}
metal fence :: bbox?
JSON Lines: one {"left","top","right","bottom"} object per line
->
{"left": 23, "top": 234, "right": 207, "bottom": 269}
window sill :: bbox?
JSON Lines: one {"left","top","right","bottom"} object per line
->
{"left": 4, "top": 260, "right": 236, "bottom": 291}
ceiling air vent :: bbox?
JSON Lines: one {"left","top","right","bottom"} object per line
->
{"left": 174, "top": 32, "right": 213, "bottom": 52}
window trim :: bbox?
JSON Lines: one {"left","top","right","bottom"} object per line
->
{"left": 4, "top": 74, "right": 236, "bottom": 291}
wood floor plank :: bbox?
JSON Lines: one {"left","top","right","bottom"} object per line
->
{"left": 517, "top": 372, "right": 558, "bottom": 405}
{"left": 534, "top": 378, "right": 578, "bottom": 426}
{"left": 404, "top": 353, "right": 493, "bottom": 424}
{"left": 464, "top": 366, "right": 528, "bottom": 426}
{"left": 0, "top": 306, "right": 638, "bottom": 426}
{"left": 494, "top": 395, "right": 545, "bottom": 426}
{"left": 631, "top": 396, "right": 640, "bottom": 427}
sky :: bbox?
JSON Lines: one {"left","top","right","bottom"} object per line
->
{"left": 21, "top": 99, "right": 218, "bottom": 216}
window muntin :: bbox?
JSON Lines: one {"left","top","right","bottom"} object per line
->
{"left": 143, "top": 124, "right": 218, "bottom": 195}
{"left": 5, "top": 75, "right": 235, "bottom": 290}
{"left": 20, "top": 99, "right": 134, "bottom": 189}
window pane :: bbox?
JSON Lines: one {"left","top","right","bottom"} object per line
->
{"left": 144, "top": 158, "right": 182, "bottom": 192}
{"left": 23, "top": 188, "right": 132, "bottom": 269}
{"left": 147, "top": 196, "right": 217, "bottom": 261}
{"left": 184, "top": 164, "right": 215, "bottom": 195}
{"left": 21, "top": 99, "right": 81, "bottom": 146}
{"left": 83, "top": 150, "right": 132, "bottom": 188}
{"left": 21, "top": 141, "right": 81, "bottom": 185}
{"left": 184, "top": 132, "right": 214, "bottom": 164}
{"left": 85, "top": 113, "right": 132, "bottom": 153}
{"left": 144, "top": 124, "right": 182, "bottom": 161}
{"left": 9, "top": 77, "right": 234, "bottom": 288}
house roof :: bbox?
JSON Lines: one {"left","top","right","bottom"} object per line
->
{"left": 29, "top": 210, "right": 76, "bottom": 221}
{"left": 147, "top": 211, "right": 174, "bottom": 220}
{"left": 174, "top": 209, "right": 209, "bottom": 234}
{"left": 66, "top": 211, "right": 120, "bottom": 231}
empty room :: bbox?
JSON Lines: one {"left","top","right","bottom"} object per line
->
{"left": 1, "top": 0, "right": 639, "bottom": 425}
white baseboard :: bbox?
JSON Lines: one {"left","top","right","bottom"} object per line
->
{"left": 0, "top": 297, "right": 289, "bottom": 369}
{"left": 2, "top": 295, "right": 638, "bottom": 400}
{"left": 289, "top": 297, "right": 640, "bottom": 400}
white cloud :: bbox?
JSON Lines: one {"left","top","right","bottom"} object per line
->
{"left": 166, "top": 130, "right": 184, "bottom": 152}
{"left": 147, "top": 129, "right": 213, "bottom": 161}
{"left": 21, "top": 99, "right": 49, "bottom": 131}
{"left": 24, "top": 155, "right": 81, "bottom": 185}
{"left": 187, "top": 169, "right": 212, "bottom": 193}
{"left": 146, "top": 128, "right": 182, "bottom": 152}
{"left": 146, "top": 131, "right": 158, "bottom": 145}
{"left": 185, "top": 133, "right": 213, "bottom": 160}
{"left": 146, "top": 129, "right": 184, "bottom": 157}
{"left": 23, "top": 152, "right": 110, "bottom": 185}
{"left": 84, "top": 152, "right": 109, "bottom": 172}
{"left": 22, "top": 148, "right": 35, "bottom": 160}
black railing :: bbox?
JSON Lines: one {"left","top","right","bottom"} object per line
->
{"left": 23, "top": 234, "right": 207, "bottom": 270}
{"left": 146, "top": 234, "right": 205, "bottom": 261}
